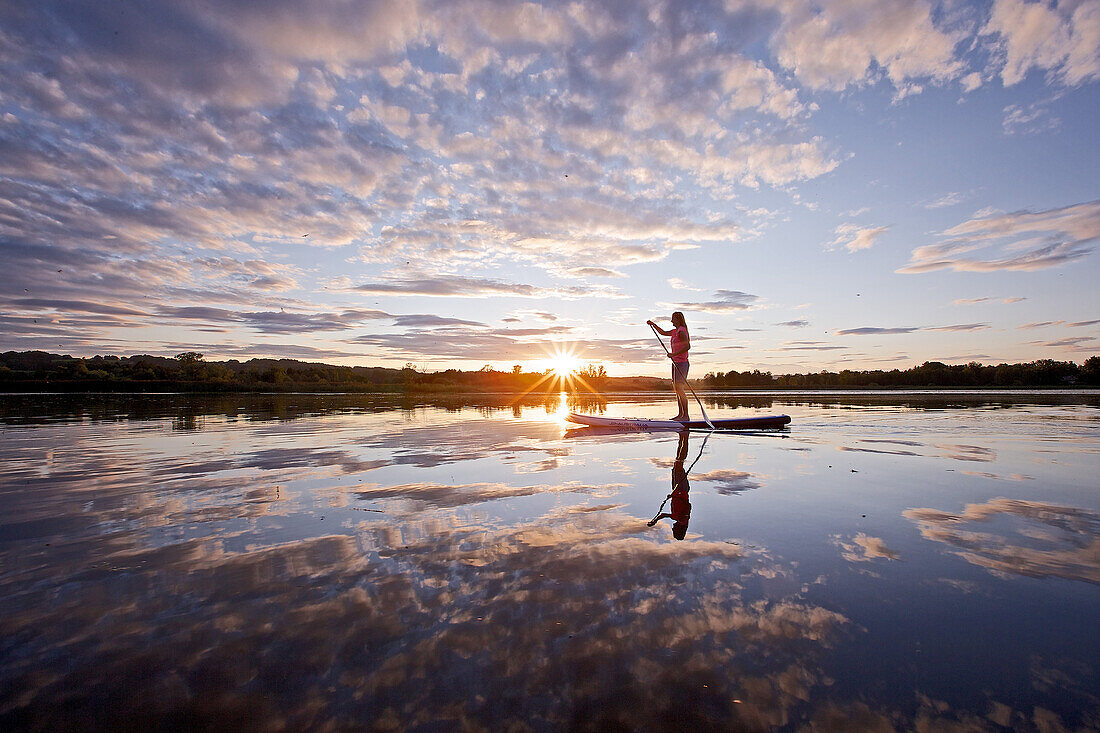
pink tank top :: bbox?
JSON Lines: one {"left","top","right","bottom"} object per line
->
{"left": 670, "top": 326, "right": 689, "bottom": 363}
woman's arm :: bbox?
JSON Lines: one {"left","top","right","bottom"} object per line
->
{"left": 647, "top": 319, "right": 674, "bottom": 336}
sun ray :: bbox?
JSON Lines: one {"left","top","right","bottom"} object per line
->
{"left": 508, "top": 344, "right": 606, "bottom": 414}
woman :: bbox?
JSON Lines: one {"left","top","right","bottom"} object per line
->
{"left": 647, "top": 311, "right": 691, "bottom": 421}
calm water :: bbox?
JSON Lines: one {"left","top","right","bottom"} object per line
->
{"left": 1, "top": 392, "right": 1098, "bottom": 731}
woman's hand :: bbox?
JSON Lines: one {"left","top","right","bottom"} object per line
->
{"left": 646, "top": 319, "right": 655, "bottom": 327}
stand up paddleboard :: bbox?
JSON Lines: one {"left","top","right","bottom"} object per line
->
{"left": 567, "top": 413, "right": 791, "bottom": 431}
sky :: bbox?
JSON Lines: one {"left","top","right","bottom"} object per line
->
{"left": 1, "top": 0, "right": 1098, "bottom": 377}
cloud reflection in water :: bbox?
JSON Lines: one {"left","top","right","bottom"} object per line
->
{"left": 2, "top": 393, "right": 1099, "bottom": 730}
{"left": 1, "top": 501, "right": 854, "bottom": 730}
{"left": 905, "top": 498, "right": 1100, "bottom": 583}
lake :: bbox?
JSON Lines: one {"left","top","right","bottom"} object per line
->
{"left": 1, "top": 391, "right": 1098, "bottom": 731}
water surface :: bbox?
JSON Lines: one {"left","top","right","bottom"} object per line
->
{"left": 1, "top": 392, "right": 1098, "bottom": 730}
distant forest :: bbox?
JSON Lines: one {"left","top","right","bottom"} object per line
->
{"left": 703, "top": 357, "right": 1099, "bottom": 388}
{"left": 0, "top": 351, "right": 643, "bottom": 393}
{"left": 1, "top": 350, "right": 1097, "bottom": 392}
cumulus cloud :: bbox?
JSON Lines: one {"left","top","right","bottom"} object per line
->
{"left": 827, "top": 224, "right": 889, "bottom": 253}
{"left": 770, "top": 0, "right": 964, "bottom": 92}
{"left": 897, "top": 200, "right": 1100, "bottom": 273}
{"left": 984, "top": 0, "right": 1100, "bottom": 87}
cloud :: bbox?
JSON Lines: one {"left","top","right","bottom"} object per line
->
{"left": 933, "top": 354, "right": 993, "bottom": 362}
{"left": 201, "top": 343, "right": 374, "bottom": 361}
{"left": 506, "top": 310, "right": 558, "bottom": 323}
{"left": 0, "top": 0, "right": 1089, "bottom": 366}
{"left": 354, "top": 481, "right": 585, "bottom": 509}
{"left": 959, "top": 71, "right": 983, "bottom": 92}
{"left": 391, "top": 314, "right": 485, "bottom": 327}
{"left": 156, "top": 306, "right": 396, "bottom": 334}
{"left": 773, "top": 343, "right": 847, "bottom": 351}
{"left": 1068, "top": 319, "right": 1100, "bottom": 327}
{"left": 835, "top": 533, "right": 900, "bottom": 563}
{"left": 924, "top": 323, "right": 990, "bottom": 332}
{"left": 828, "top": 224, "right": 889, "bottom": 253}
{"left": 836, "top": 323, "right": 989, "bottom": 336}
{"left": 1037, "top": 336, "right": 1097, "bottom": 349}
{"left": 6, "top": 298, "right": 149, "bottom": 318}
{"left": 776, "top": 320, "right": 810, "bottom": 327}
{"left": 836, "top": 327, "right": 918, "bottom": 335}
{"left": 561, "top": 267, "right": 625, "bottom": 279}
{"left": 925, "top": 192, "right": 966, "bottom": 209}
{"left": 674, "top": 290, "right": 761, "bottom": 313}
{"left": 953, "top": 296, "right": 1026, "bottom": 305}
{"left": 1002, "top": 102, "right": 1060, "bottom": 135}
{"left": 667, "top": 278, "right": 702, "bottom": 291}
{"left": 350, "top": 326, "right": 654, "bottom": 363}
{"left": 691, "top": 469, "right": 760, "bottom": 496}
{"left": 904, "top": 498, "right": 1100, "bottom": 582}
{"left": 771, "top": 0, "right": 964, "bottom": 92}
{"left": 897, "top": 200, "right": 1100, "bottom": 273}
{"left": 345, "top": 275, "right": 622, "bottom": 300}
{"left": 984, "top": 0, "right": 1100, "bottom": 87}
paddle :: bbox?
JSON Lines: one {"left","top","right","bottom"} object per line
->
{"left": 649, "top": 323, "right": 715, "bottom": 430}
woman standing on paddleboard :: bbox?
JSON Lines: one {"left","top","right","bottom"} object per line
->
{"left": 647, "top": 311, "right": 691, "bottom": 421}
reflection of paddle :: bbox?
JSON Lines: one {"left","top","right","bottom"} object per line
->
{"left": 647, "top": 494, "right": 671, "bottom": 526}
{"left": 649, "top": 323, "right": 715, "bottom": 430}
{"left": 688, "top": 430, "right": 711, "bottom": 472}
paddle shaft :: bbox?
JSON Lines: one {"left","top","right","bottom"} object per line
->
{"left": 649, "top": 323, "right": 714, "bottom": 430}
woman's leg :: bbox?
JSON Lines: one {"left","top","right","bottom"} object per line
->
{"left": 672, "top": 363, "right": 689, "bottom": 419}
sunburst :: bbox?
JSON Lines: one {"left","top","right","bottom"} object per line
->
{"left": 548, "top": 348, "right": 582, "bottom": 378}
{"left": 509, "top": 344, "right": 603, "bottom": 412}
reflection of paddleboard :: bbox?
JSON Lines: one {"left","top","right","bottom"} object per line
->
{"left": 566, "top": 413, "right": 791, "bottom": 430}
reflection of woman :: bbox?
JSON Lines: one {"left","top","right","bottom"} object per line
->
{"left": 648, "top": 432, "right": 691, "bottom": 540}
{"left": 647, "top": 312, "right": 691, "bottom": 421}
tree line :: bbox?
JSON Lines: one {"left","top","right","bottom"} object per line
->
{"left": 0, "top": 351, "right": 625, "bottom": 393}
{"left": 1, "top": 351, "right": 1096, "bottom": 391}
{"left": 702, "top": 358, "right": 1100, "bottom": 388}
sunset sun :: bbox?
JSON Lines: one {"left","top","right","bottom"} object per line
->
{"left": 550, "top": 352, "right": 582, "bottom": 378}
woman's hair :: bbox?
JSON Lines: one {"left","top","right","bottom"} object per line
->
{"left": 671, "top": 311, "right": 686, "bottom": 327}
